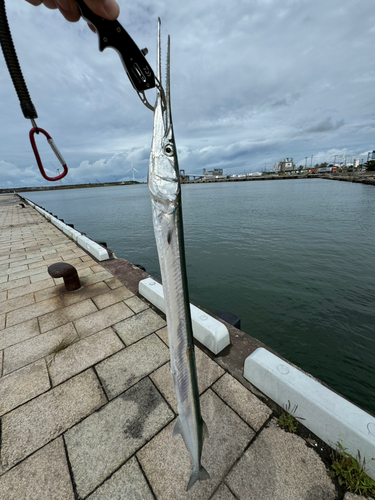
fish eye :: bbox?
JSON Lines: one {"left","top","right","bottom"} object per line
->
{"left": 164, "top": 143, "right": 174, "bottom": 156}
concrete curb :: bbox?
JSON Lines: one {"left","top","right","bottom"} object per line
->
{"left": 139, "top": 277, "right": 230, "bottom": 355}
{"left": 20, "top": 196, "right": 110, "bottom": 262}
{"left": 244, "top": 347, "right": 375, "bottom": 481}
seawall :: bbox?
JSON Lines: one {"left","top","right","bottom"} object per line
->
{"left": 184, "top": 173, "right": 375, "bottom": 185}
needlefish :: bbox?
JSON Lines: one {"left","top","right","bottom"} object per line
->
{"left": 73, "top": 4, "right": 210, "bottom": 490}
{"left": 148, "top": 21, "right": 210, "bottom": 491}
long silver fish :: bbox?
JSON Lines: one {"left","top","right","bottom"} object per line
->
{"left": 148, "top": 20, "right": 210, "bottom": 491}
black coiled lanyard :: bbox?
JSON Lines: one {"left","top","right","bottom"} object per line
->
{"left": 0, "top": 0, "right": 68, "bottom": 181}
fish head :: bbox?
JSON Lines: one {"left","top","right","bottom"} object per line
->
{"left": 148, "top": 22, "right": 180, "bottom": 210}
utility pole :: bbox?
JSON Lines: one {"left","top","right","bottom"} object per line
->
{"left": 311, "top": 155, "right": 314, "bottom": 168}
{"left": 334, "top": 155, "right": 337, "bottom": 166}
{"left": 305, "top": 157, "right": 307, "bottom": 169}
{"left": 56, "top": 168, "right": 62, "bottom": 186}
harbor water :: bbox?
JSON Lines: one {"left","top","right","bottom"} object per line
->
{"left": 24, "top": 178, "right": 375, "bottom": 415}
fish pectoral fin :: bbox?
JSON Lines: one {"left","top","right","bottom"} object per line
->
{"left": 203, "top": 420, "right": 209, "bottom": 440}
{"left": 172, "top": 417, "right": 183, "bottom": 438}
{"left": 186, "top": 465, "right": 210, "bottom": 491}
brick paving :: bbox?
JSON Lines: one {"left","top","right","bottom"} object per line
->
{"left": 0, "top": 194, "right": 346, "bottom": 499}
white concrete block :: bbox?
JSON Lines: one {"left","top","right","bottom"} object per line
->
{"left": 139, "top": 278, "right": 165, "bottom": 312}
{"left": 76, "top": 234, "right": 109, "bottom": 262}
{"left": 244, "top": 348, "right": 375, "bottom": 481}
{"left": 21, "top": 197, "right": 110, "bottom": 262}
{"left": 20, "top": 198, "right": 110, "bottom": 262}
{"left": 68, "top": 229, "right": 81, "bottom": 242}
{"left": 139, "top": 278, "right": 230, "bottom": 355}
{"left": 52, "top": 219, "right": 64, "bottom": 230}
{"left": 61, "top": 226, "right": 73, "bottom": 238}
{"left": 61, "top": 225, "right": 70, "bottom": 235}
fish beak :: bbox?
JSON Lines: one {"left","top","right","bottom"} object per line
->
{"left": 164, "top": 34, "right": 172, "bottom": 138}
{"left": 153, "top": 19, "right": 172, "bottom": 143}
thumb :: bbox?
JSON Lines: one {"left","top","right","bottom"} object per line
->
{"left": 83, "top": 0, "right": 120, "bottom": 20}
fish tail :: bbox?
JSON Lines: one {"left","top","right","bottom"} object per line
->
{"left": 186, "top": 465, "right": 210, "bottom": 491}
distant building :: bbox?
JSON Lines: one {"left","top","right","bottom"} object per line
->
{"left": 277, "top": 158, "right": 296, "bottom": 173}
{"left": 353, "top": 158, "right": 360, "bottom": 168}
{"left": 203, "top": 168, "right": 225, "bottom": 179}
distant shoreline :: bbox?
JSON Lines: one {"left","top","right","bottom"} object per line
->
{"left": 1, "top": 173, "right": 374, "bottom": 194}
{"left": 181, "top": 173, "right": 375, "bottom": 186}
{"left": 0, "top": 180, "right": 141, "bottom": 194}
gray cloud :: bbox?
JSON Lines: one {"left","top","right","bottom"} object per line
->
{"left": 306, "top": 117, "right": 345, "bottom": 133}
{"left": 271, "top": 93, "right": 301, "bottom": 109}
{"left": 0, "top": 0, "right": 374, "bottom": 187}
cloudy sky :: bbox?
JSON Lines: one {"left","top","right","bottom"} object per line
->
{"left": 1, "top": 0, "right": 375, "bottom": 187}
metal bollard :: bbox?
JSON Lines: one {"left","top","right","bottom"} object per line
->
{"left": 48, "top": 262, "right": 81, "bottom": 291}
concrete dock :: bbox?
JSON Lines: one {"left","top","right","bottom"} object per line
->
{"left": 0, "top": 194, "right": 366, "bottom": 499}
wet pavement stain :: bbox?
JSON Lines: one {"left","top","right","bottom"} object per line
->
{"left": 121, "top": 377, "right": 169, "bottom": 439}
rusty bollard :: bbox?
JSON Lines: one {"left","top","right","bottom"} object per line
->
{"left": 48, "top": 263, "right": 81, "bottom": 291}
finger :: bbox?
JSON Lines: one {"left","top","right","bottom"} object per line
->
{"left": 40, "top": 0, "right": 59, "bottom": 8}
{"left": 24, "top": 0, "right": 43, "bottom": 6}
{"left": 55, "top": 0, "right": 80, "bottom": 21}
{"left": 84, "top": 0, "right": 120, "bottom": 20}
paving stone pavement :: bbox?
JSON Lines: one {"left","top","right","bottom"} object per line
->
{"left": 0, "top": 194, "right": 343, "bottom": 499}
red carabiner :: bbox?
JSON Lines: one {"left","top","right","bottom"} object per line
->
{"left": 29, "top": 127, "right": 68, "bottom": 181}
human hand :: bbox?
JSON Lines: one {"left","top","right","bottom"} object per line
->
{"left": 25, "top": 0, "right": 120, "bottom": 23}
